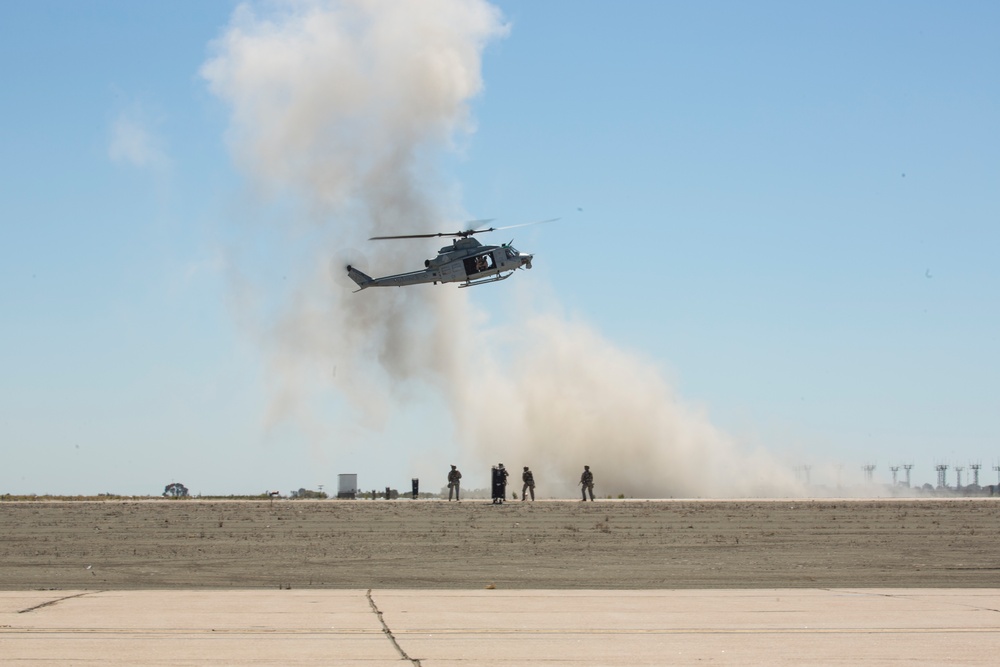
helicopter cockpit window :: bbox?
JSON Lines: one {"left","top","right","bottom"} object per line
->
{"left": 504, "top": 247, "right": 517, "bottom": 260}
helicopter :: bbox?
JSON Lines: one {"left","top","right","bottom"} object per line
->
{"left": 346, "top": 219, "right": 556, "bottom": 291}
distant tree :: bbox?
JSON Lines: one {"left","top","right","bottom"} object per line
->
{"left": 163, "top": 482, "right": 189, "bottom": 498}
{"left": 289, "top": 488, "right": 328, "bottom": 499}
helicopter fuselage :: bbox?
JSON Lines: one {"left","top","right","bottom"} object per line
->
{"left": 347, "top": 237, "right": 533, "bottom": 290}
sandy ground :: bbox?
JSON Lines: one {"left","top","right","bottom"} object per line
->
{"left": 2, "top": 498, "right": 999, "bottom": 590}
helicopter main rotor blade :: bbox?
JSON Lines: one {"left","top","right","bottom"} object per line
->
{"left": 369, "top": 219, "right": 496, "bottom": 241}
{"left": 424, "top": 217, "right": 559, "bottom": 239}
{"left": 485, "top": 217, "right": 560, "bottom": 233}
{"left": 370, "top": 232, "right": 453, "bottom": 240}
{"left": 367, "top": 217, "right": 558, "bottom": 241}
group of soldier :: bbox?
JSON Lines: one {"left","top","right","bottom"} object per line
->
{"left": 446, "top": 464, "right": 596, "bottom": 502}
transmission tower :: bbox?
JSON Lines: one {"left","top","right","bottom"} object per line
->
{"left": 902, "top": 464, "right": 913, "bottom": 488}
{"left": 994, "top": 464, "right": 1000, "bottom": 485}
{"left": 862, "top": 463, "right": 876, "bottom": 484}
{"left": 955, "top": 465, "right": 965, "bottom": 489}
{"left": 935, "top": 464, "right": 949, "bottom": 488}
{"left": 890, "top": 466, "right": 900, "bottom": 486}
{"left": 970, "top": 463, "right": 982, "bottom": 487}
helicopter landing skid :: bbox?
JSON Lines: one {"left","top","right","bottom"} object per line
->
{"left": 459, "top": 271, "right": 515, "bottom": 288}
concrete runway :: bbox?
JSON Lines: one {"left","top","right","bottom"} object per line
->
{"left": 2, "top": 589, "right": 999, "bottom": 666}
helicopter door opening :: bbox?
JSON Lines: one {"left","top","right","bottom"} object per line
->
{"left": 463, "top": 253, "right": 495, "bottom": 276}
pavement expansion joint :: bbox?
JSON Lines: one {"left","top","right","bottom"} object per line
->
{"left": 367, "top": 588, "right": 422, "bottom": 666}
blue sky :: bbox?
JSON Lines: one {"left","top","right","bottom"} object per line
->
{"left": 2, "top": 1, "right": 998, "bottom": 496}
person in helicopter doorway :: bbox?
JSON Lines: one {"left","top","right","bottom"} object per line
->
{"left": 580, "top": 465, "right": 595, "bottom": 501}
{"left": 521, "top": 466, "right": 535, "bottom": 501}
{"left": 447, "top": 465, "right": 462, "bottom": 501}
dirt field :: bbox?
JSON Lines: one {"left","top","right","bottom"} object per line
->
{"left": 2, "top": 499, "right": 998, "bottom": 590}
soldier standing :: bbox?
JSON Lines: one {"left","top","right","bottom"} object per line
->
{"left": 580, "top": 465, "right": 595, "bottom": 501}
{"left": 498, "top": 463, "right": 509, "bottom": 501}
{"left": 492, "top": 463, "right": 509, "bottom": 504}
{"left": 447, "top": 465, "right": 462, "bottom": 501}
{"left": 521, "top": 466, "right": 535, "bottom": 501}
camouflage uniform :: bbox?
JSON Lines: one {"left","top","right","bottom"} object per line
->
{"left": 447, "top": 466, "right": 462, "bottom": 501}
{"left": 521, "top": 467, "right": 535, "bottom": 501}
{"left": 580, "top": 466, "right": 595, "bottom": 501}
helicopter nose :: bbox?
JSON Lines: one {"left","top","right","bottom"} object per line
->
{"left": 521, "top": 253, "right": 533, "bottom": 270}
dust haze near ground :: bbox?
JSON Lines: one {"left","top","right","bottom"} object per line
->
{"left": 452, "top": 311, "right": 802, "bottom": 498}
{"left": 3, "top": 499, "right": 999, "bottom": 590}
{"left": 202, "top": 1, "right": 802, "bottom": 498}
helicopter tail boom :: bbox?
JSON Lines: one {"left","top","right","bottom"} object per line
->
{"left": 346, "top": 265, "right": 373, "bottom": 291}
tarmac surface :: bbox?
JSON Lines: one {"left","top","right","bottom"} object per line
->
{"left": 3, "top": 588, "right": 999, "bottom": 666}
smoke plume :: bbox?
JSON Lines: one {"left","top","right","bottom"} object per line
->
{"left": 203, "top": 0, "right": 800, "bottom": 497}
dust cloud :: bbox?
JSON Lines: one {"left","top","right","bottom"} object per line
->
{"left": 202, "top": 0, "right": 801, "bottom": 498}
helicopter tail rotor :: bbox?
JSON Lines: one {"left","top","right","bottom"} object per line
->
{"left": 346, "top": 265, "right": 373, "bottom": 291}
